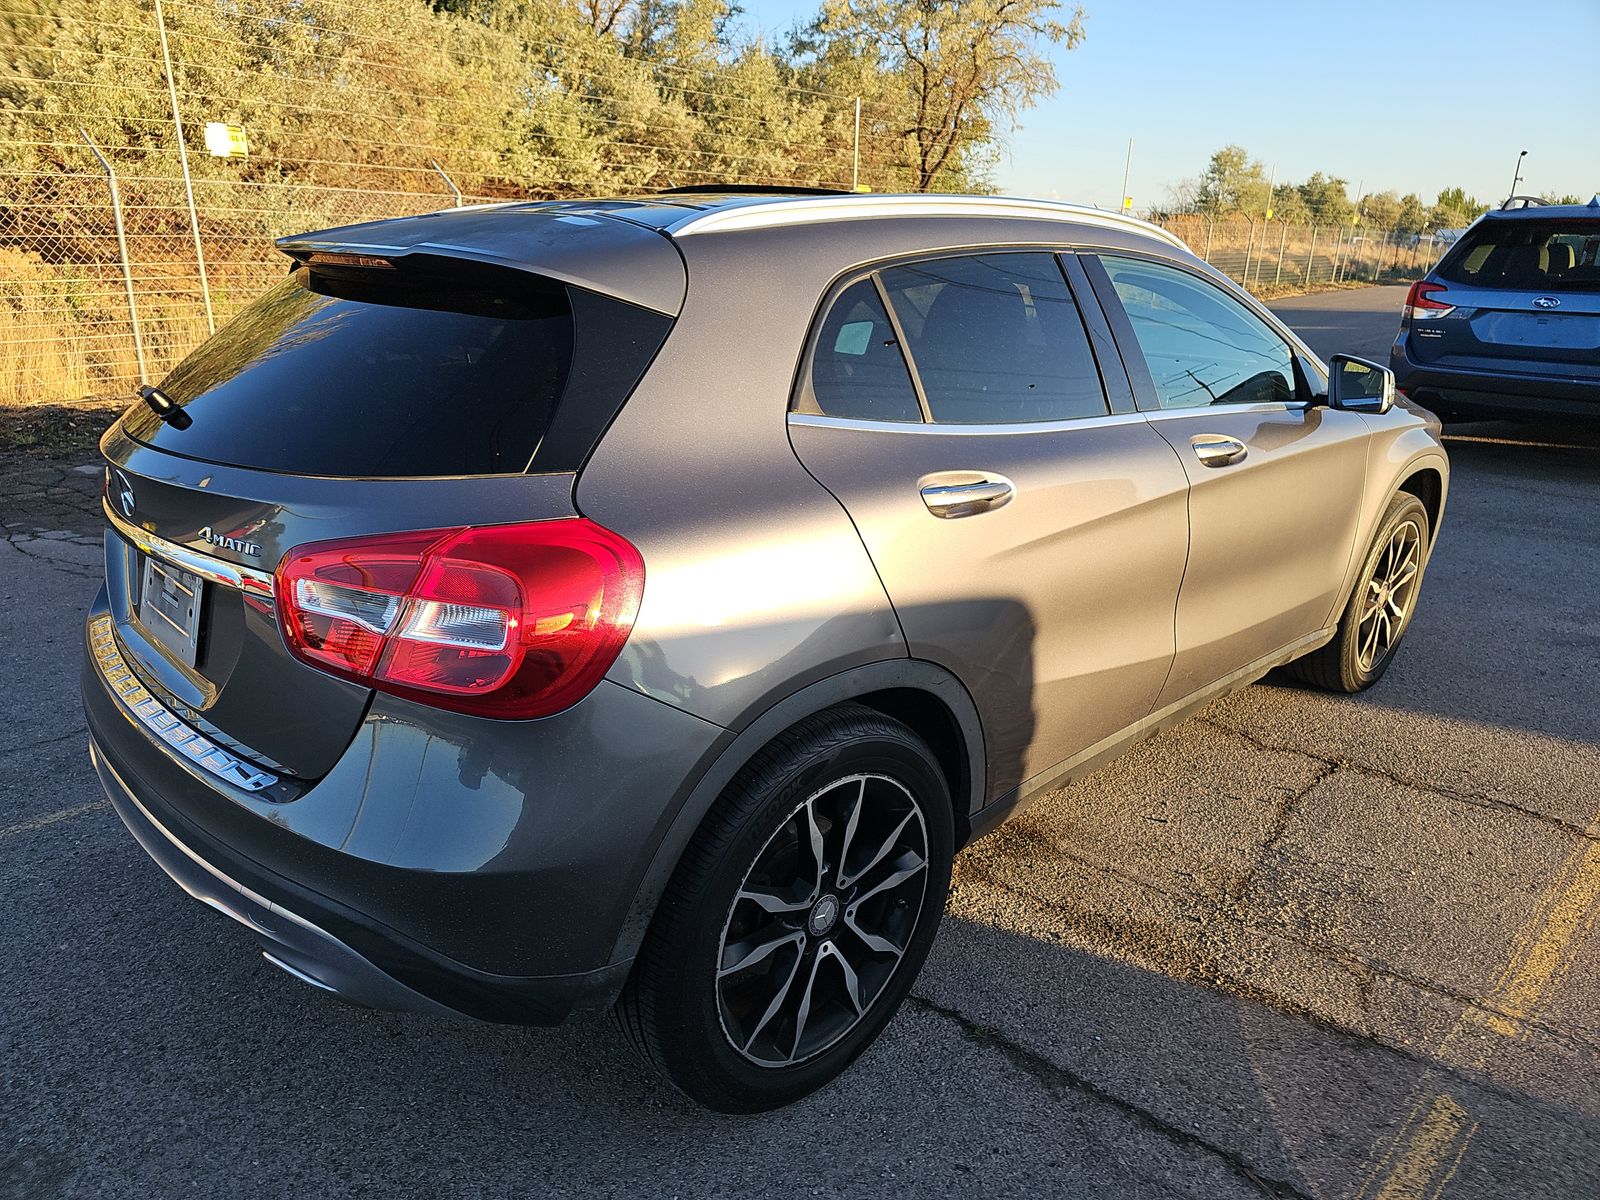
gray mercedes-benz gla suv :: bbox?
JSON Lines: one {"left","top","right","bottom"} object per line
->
{"left": 83, "top": 190, "right": 1449, "bottom": 1111}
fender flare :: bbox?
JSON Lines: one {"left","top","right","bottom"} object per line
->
{"left": 606, "top": 657, "right": 986, "bottom": 968}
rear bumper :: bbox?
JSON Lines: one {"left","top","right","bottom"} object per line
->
{"left": 1391, "top": 341, "right": 1600, "bottom": 420}
{"left": 93, "top": 741, "right": 468, "bottom": 1018}
{"left": 83, "top": 594, "right": 729, "bottom": 1025}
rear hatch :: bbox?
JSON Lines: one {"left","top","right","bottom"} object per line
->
{"left": 98, "top": 218, "right": 679, "bottom": 784}
{"left": 1409, "top": 215, "right": 1600, "bottom": 381}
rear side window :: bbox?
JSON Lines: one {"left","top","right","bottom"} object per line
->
{"left": 879, "top": 254, "right": 1108, "bottom": 424}
{"left": 797, "top": 278, "right": 923, "bottom": 422}
{"left": 1438, "top": 218, "right": 1600, "bottom": 292}
{"left": 122, "top": 264, "right": 671, "bottom": 477}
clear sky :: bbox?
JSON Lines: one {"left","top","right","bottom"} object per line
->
{"left": 738, "top": 0, "right": 1600, "bottom": 210}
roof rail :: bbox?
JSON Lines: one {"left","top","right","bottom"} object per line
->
{"left": 666, "top": 193, "right": 1189, "bottom": 249}
{"left": 1500, "top": 195, "right": 1552, "bottom": 210}
{"left": 657, "top": 184, "right": 851, "bottom": 196}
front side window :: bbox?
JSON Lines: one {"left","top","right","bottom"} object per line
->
{"left": 796, "top": 278, "right": 923, "bottom": 423}
{"left": 1099, "top": 256, "right": 1295, "bottom": 410}
{"left": 879, "top": 253, "right": 1108, "bottom": 424}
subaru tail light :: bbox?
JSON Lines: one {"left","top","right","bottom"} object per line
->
{"left": 275, "top": 520, "right": 643, "bottom": 719}
{"left": 1402, "top": 281, "right": 1454, "bottom": 321}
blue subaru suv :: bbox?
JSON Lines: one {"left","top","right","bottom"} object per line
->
{"left": 1391, "top": 197, "right": 1600, "bottom": 422}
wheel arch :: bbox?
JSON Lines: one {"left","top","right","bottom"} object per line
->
{"left": 607, "top": 659, "right": 985, "bottom": 972}
{"left": 1397, "top": 463, "right": 1445, "bottom": 545}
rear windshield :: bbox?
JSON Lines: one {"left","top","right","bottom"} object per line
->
{"left": 1438, "top": 218, "right": 1600, "bottom": 292}
{"left": 123, "top": 263, "right": 670, "bottom": 477}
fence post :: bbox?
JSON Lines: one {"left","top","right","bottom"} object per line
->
{"left": 1303, "top": 225, "right": 1318, "bottom": 287}
{"left": 1241, "top": 217, "right": 1256, "bottom": 287}
{"left": 1273, "top": 221, "right": 1289, "bottom": 287}
{"left": 1331, "top": 226, "right": 1349, "bottom": 283}
{"left": 153, "top": 0, "right": 214, "bottom": 334}
{"left": 429, "top": 159, "right": 463, "bottom": 207}
{"left": 80, "top": 129, "right": 148, "bottom": 386}
{"left": 1203, "top": 217, "right": 1214, "bottom": 263}
{"left": 852, "top": 97, "right": 861, "bottom": 191}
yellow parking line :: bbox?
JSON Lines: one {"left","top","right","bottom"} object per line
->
{"left": 0, "top": 799, "right": 105, "bottom": 840}
{"left": 1358, "top": 819, "right": 1600, "bottom": 1198}
{"left": 1477, "top": 840, "right": 1600, "bottom": 1038}
{"left": 1365, "top": 1094, "right": 1476, "bottom": 1200}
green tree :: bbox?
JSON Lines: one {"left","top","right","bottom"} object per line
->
{"left": 1195, "top": 144, "right": 1268, "bottom": 216}
{"left": 1395, "top": 192, "right": 1427, "bottom": 235}
{"left": 1430, "top": 186, "right": 1486, "bottom": 228}
{"left": 1360, "top": 189, "right": 1401, "bottom": 230}
{"left": 798, "top": 0, "right": 1086, "bottom": 192}
{"left": 1297, "top": 173, "right": 1355, "bottom": 225}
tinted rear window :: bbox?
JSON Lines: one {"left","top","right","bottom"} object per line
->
{"left": 1438, "top": 218, "right": 1600, "bottom": 292}
{"left": 879, "top": 254, "right": 1109, "bottom": 423}
{"left": 123, "top": 264, "right": 669, "bottom": 477}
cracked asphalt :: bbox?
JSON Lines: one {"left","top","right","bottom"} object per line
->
{"left": 3, "top": 285, "right": 1597, "bottom": 1199}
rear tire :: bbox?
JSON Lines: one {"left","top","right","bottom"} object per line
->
{"left": 1286, "top": 493, "right": 1431, "bottom": 693}
{"left": 617, "top": 703, "right": 954, "bottom": 1113}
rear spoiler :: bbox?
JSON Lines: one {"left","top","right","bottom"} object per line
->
{"left": 276, "top": 206, "right": 686, "bottom": 316}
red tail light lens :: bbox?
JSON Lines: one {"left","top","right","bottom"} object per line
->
{"left": 275, "top": 520, "right": 644, "bottom": 719}
{"left": 1403, "top": 281, "right": 1453, "bottom": 321}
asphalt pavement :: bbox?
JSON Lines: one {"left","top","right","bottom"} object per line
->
{"left": 2, "top": 284, "right": 1597, "bottom": 1199}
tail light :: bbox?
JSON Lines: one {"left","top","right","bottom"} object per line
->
{"left": 275, "top": 520, "right": 643, "bottom": 719}
{"left": 1403, "top": 281, "right": 1454, "bottom": 321}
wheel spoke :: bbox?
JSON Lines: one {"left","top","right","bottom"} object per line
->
{"left": 1390, "top": 560, "right": 1418, "bottom": 590}
{"left": 838, "top": 809, "right": 915, "bottom": 890}
{"left": 834, "top": 778, "right": 867, "bottom": 890}
{"left": 789, "top": 948, "right": 827, "bottom": 1061}
{"left": 826, "top": 943, "right": 867, "bottom": 1016}
{"left": 851, "top": 854, "right": 927, "bottom": 907}
{"left": 736, "top": 884, "right": 812, "bottom": 916}
{"left": 803, "top": 798, "right": 827, "bottom": 898}
{"left": 741, "top": 941, "right": 807, "bottom": 1056}
{"left": 1360, "top": 613, "right": 1382, "bottom": 664}
{"left": 719, "top": 928, "right": 804, "bottom": 979}
{"left": 843, "top": 911, "right": 905, "bottom": 958}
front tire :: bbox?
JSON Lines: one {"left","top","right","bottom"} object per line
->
{"left": 1287, "top": 492, "right": 1431, "bottom": 693}
{"left": 617, "top": 703, "right": 954, "bottom": 1112}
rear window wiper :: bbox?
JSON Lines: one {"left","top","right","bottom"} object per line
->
{"left": 140, "top": 385, "right": 192, "bottom": 430}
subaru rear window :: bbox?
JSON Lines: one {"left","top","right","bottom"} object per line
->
{"left": 1438, "top": 218, "right": 1600, "bottom": 292}
{"left": 122, "top": 263, "right": 670, "bottom": 477}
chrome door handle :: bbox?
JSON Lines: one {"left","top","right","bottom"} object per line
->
{"left": 919, "top": 475, "right": 1014, "bottom": 518}
{"left": 1190, "top": 434, "right": 1248, "bottom": 468}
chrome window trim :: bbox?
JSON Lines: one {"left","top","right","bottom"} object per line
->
{"left": 787, "top": 400, "right": 1307, "bottom": 438}
{"left": 668, "top": 195, "right": 1189, "bottom": 250}
{"left": 104, "top": 499, "right": 275, "bottom": 599}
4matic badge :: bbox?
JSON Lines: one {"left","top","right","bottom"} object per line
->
{"left": 198, "top": 526, "right": 262, "bottom": 558}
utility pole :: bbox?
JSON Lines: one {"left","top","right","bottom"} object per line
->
{"left": 1121, "top": 138, "right": 1133, "bottom": 212}
{"left": 153, "top": 0, "right": 213, "bottom": 334}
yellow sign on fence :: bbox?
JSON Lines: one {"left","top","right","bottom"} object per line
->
{"left": 203, "top": 122, "right": 248, "bottom": 159}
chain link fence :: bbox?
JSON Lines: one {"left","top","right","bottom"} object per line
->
{"left": 1151, "top": 213, "right": 1444, "bottom": 294}
{"left": 1, "top": 2, "right": 1440, "bottom": 409}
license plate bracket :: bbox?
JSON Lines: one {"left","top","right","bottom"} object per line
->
{"left": 139, "top": 555, "right": 204, "bottom": 667}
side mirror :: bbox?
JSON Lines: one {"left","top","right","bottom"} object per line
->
{"left": 1328, "top": 355, "right": 1396, "bottom": 414}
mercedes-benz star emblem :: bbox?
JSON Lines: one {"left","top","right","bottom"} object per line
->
{"left": 110, "top": 467, "right": 136, "bottom": 518}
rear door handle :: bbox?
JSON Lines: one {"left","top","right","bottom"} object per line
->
{"left": 919, "top": 474, "right": 1014, "bottom": 518}
{"left": 1190, "top": 434, "right": 1248, "bottom": 468}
